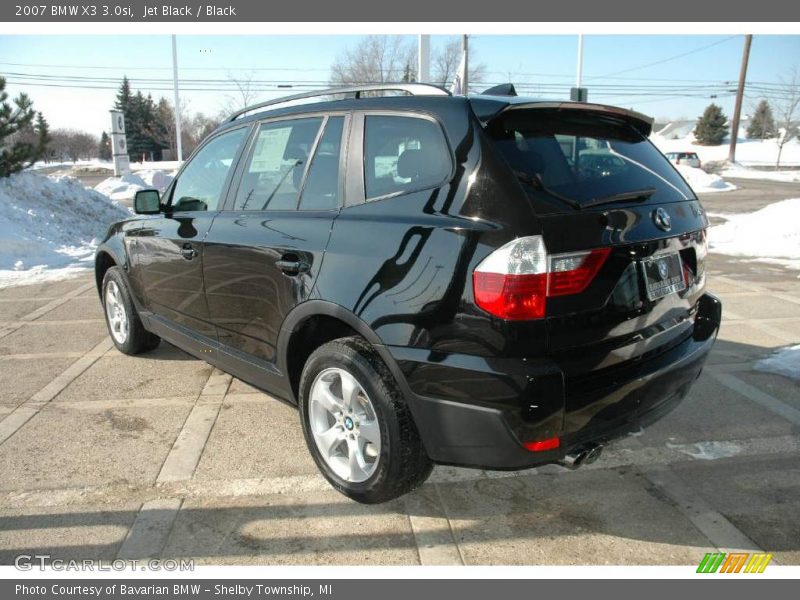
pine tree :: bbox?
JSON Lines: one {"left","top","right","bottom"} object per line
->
{"left": 114, "top": 76, "right": 132, "bottom": 113}
{"left": 34, "top": 112, "right": 50, "bottom": 160}
{"left": 694, "top": 103, "right": 729, "bottom": 146}
{"left": 0, "top": 77, "right": 49, "bottom": 177}
{"left": 98, "top": 131, "right": 111, "bottom": 160}
{"left": 746, "top": 99, "right": 777, "bottom": 140}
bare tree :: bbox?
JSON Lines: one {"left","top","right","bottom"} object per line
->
{"left": 432, "top": 38, "right": 487, "bottom": 89}
{"left": 224, "top": 71, "right": 261, "bottom": 112}
{"left": 771, "top": 66, "right": 800, "bottom": 169}
{"left": 49, "top": 129, "right": 98, "bottom": 162}
{"left": 330, "top": 35, "right": 415, "bottom": 85}
{"left": 144, "top": 97, "right": 221, "bottom": 159}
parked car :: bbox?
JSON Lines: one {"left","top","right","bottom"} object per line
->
{"left": 665, "top": 151, "right": 702, "bottom": 168}
{"left": 96, "top": 84, "right": 721, "bottom": 503}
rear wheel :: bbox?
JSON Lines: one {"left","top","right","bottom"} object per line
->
{"left": 299, "top": 336, "right": 432, "bottom": 503}
{"left": 102, "top": 267, "right": 160, "bottom": 355}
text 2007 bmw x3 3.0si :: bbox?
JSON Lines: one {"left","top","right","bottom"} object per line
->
{"left": 96, "top": 83, "right": 721, "bottom": 504}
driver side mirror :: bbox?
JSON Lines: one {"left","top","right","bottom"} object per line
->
{"left": 134, "top": 189, "right": 161, "bottom": 215}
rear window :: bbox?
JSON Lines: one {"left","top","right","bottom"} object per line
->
{"left": 487, "top": 109, "right": 695, "bottom": 212}
{"left": 363, "top": 115, "right": 451, "bottom": 200}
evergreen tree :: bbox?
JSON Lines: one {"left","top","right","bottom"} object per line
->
{"left": 98, "top": 131, "right": 111, "bottom": 160}
{"left": 746, "top": 99, "right": 777, "bottom": 140}
{"left": 114, "top": 76, "right": 132, "bottom": 113}
{"left": 33, "top": 112, "right": 50, "bottom": 163}
{"left": 0, "top": 77, "right": 49, "bottom": 177}
{"left": 694, "top": 103, "right": 728, "bottom": 146}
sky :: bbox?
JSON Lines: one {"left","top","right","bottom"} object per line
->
{"left": 1, "top": 34, "right": 798, "bottom": 135}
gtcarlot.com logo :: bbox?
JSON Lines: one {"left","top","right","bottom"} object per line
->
{"left": 14, "top": 554, "right": 194, "bottom": 571}
{"left": 697, "top": 552, "right": 773, "bottom": 574}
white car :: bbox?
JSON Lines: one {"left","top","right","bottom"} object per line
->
{"left": 665, "top": 151, "right": 701, "bottom": 169}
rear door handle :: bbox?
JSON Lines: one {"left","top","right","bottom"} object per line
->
{"left": 180, "top": 243, "right": 197, "bottom": 260}
{"left": 276, "top": 257, "right": 309, "bottom": 276}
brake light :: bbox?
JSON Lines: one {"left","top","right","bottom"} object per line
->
{"left": 473, "top": 236, "right": 611, "bottom": 320}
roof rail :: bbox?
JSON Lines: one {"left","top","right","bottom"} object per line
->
{"left": 226, "top": 83, "right": 451, "bottom": 122}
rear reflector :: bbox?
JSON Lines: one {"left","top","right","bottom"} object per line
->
{"left": 473, "top": 235, "right": 611, "bottom": 320}
{"left": 523, "top": 437, "right": 560, "bottom": 452}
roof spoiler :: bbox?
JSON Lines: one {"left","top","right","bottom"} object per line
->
{"left": 475, "top": 99, "right": 655, "bottom": 137}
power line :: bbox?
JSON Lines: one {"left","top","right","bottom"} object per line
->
{"left": 592, "top": 36, "right": 739, "bottom": 79}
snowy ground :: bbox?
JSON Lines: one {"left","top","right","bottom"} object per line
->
{"left": 708, "top": 198, "right": 800, "bottom": 272}
{"left": 30, "top": 159, "right": 183, "bottom": 173}
{"left": 94, "top": 169, "right": 175, "bottom": 201}
{"left": 674, "top": 164, "right": 736, "bottom": 193}
{"left": 651, "top": 125, "right": 800, "bottom": 168}
{"left": 720, "top": 164, "right": 800, "bottom": 183}
{"left": 0, "top": 172, "right": 131, "bottom": 288}
{"left": 755, "top": 344, "right": 800, "bottom": 381}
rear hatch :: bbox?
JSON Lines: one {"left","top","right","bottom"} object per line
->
{"left": 483, "top": 103, "right": 709, "bottom": 420}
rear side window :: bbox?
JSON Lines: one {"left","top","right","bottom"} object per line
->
{"left": 363, "top": 115, "right": 450, "bottom": 200}
{"left": 234, "top": 117, "right": 323, "bottom": 211}
{"left": 298, "top": 116, "right": 344, "bottom": 210}
{"left": 487, "top": 109, "right": 695, "bottom": 213}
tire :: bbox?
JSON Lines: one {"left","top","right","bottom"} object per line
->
{"left": 101, "top": 266, "right": 160, "bottom": 355}
{"left": 299, "top": 336, "right": 433, "bottom": 504}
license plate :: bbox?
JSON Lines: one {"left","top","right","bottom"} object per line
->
{"left": 641, "top": 252, "right": 686, "bottom": 300}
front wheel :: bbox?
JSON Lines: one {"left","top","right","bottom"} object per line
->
{"left": 299, "top": 337, "right": 432, "bottom": 504}
{"left": 102, "top": 267, "right": 160, "bottom": 355}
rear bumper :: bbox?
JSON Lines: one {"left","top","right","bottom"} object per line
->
{"left": 389, "top": 293, "right": 721, "bottom": 469}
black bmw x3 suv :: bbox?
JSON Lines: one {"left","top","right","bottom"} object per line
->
{"left": 96, "top": 83, "right": 721, "bottom": 503}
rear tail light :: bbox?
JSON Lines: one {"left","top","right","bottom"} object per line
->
{"left": 695, "top": 228, "right": 708, "bottom": 286}
{"left": 473, "top": 236, "right": 611, "bottom": 320}
{"left": 548, "top": 248, "right": 611, "bottom": 296}
{"left": 473, "top": 236, "right": 548, "bottom": 320}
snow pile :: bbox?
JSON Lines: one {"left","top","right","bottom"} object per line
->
{"left": 709, "top": 198, "right": 800, "bottom": 270}
{"left": 720, "top": 164, "right": 800, "bottom": 183}
{"left": 31, "top": 159, "right": 183, "bottom": 173}
{"left": 651, "top": 129, "right": 800, "bottom": 168}
{"left": 674, "top": 164, "right": 736, "bottom": 193}
{"left": 755, "top": 344, "right": 800, "bottom": 381}
{"left": 94, "top": 169, "right": 174, "bottom": 201}
{"left": 0, "top": 172, "right": 130, "bottom": 287}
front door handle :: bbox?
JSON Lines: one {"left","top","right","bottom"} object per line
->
{"left": 180, "top": 243, "right": 197, "bottom": 260}
{"left": 276, "top": 256, "right": 309, "bottom": 276}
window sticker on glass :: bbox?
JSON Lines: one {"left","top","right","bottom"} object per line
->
{"left": 249, "top": 127, "right": 293, "bottom": 173}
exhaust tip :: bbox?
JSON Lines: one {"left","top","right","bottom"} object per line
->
{"left": 558, "top": 443, "right": 603, "bottom": 470}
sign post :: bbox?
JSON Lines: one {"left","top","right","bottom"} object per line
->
{"left": 109, "top": 110, "right": 131, "bottom": 177}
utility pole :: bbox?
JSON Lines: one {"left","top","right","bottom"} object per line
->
{"left": 418, "top": 35, "right": 430, "bottom": 84}
{"left": 461, "top": 34, "right": 469, "bottom": 96}
{"left": 571, "top": 34, "right": 588, "bottom": 102}
{"left": 728, "top": 34, "right": 752, "bottom": 163}
{"left": 172, "top": 34, "right": 183, "bottom": 162}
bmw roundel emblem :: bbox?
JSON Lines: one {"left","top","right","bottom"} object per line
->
{"left": 658, "top": 260, "right": 669, "bottom": 280}
{"left": 654, "top": 207, "right": 672, "bottom": 232}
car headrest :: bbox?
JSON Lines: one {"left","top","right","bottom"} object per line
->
{"left": 396, "top": 149, "right": 429, "bottom": 180}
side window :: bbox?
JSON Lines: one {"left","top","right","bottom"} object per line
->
{"left": 298, "top": 116, "right": 344, "bottom": 211}
{"left": 363, "top": 115, "right": 450, "bottom": 200}
{"left": 170, "top": 127, "right": 248, "bottom": 212}
{"left": 234, "top": 117, "right": 323, "bottom": 211}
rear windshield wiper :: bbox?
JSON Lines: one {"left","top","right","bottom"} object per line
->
{"left": 581, "top": 187, "right": 657, "bottom": 209}
{"left": 514, "top": 170, "right": 582, "bottom": 210}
